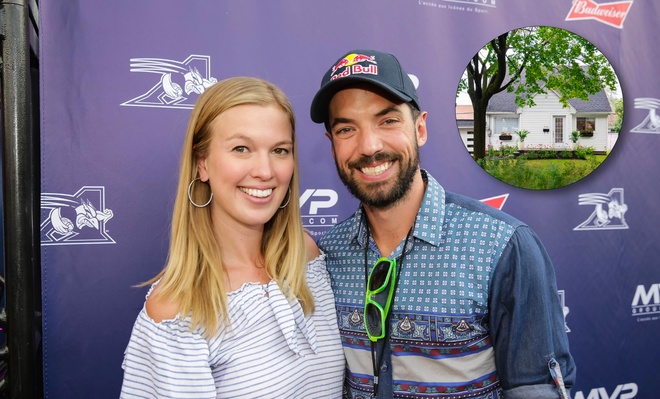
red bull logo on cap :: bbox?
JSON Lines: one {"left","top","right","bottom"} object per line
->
{"left": 331, "top": 53, "right": 377, "bottom": 75}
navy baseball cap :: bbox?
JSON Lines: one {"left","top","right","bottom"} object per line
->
{"left": 310, "top": 49, "right": 420, "bottom": 124}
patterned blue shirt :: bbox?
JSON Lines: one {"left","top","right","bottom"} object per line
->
{"left": 318, "top": 170, "right": 575, "bottom": 399}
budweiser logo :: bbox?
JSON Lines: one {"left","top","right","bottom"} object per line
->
{"left": 566, "top": 0, "right": 633, "bottom": 29}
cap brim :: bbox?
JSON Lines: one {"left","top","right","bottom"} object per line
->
{"left": 310, "top": 75, "right": 414, "bottom": 124}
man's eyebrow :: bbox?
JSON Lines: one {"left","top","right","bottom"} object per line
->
{"left": 330, "top": 106, "right": 403, "bottom": 129}
{"left": 375, "top": 106, "right": 403, "bottom": 117}
{"left": 330, "top": 117, "right": 354, "bottom": 129}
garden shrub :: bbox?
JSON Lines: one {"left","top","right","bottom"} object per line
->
{"left": 479, "top": 149, "right": 604, "bottom": 189}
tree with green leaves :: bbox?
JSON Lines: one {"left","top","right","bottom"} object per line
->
{"left": 612, "top": 98, "right": 623, "bottom": 133}
{"left": 458, "top": 26, "right": 619, "bottom": 160}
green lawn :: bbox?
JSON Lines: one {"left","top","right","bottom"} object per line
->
{"left": 479, "top": 154, "right": 607, "bottom": 190}
{"left": 524, "top": 155, "right": 606, "bottom": 170}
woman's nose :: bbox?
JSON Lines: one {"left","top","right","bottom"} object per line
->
{"left": 251, "top": 153, "right": 274, "bottom": 179}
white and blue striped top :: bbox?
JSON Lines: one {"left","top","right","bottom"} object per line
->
{"left": 120, "top": 255, "right": 345, "bottom": 399}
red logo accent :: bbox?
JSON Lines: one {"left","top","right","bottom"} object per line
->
{"left": 565, "top": 0, "right": 633, "bottom": 29}
{"left": 331, "top": 53, "right": 376, "bottom": 75}
{"left": 331, "top": 58, "right": 350, "bottom": 73}
{"left": 480, "top": 194, "right": 508, "bottom": 210}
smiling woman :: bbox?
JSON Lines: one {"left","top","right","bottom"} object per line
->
{"left": 196, "top": 103, "right": 295, "bottom": 233}
{"left": 119, "top": 77, "right": 344, "bottom": 399}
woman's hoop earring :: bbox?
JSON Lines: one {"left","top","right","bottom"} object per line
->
{"left": 279, "top": 187, "right": 291, "bottom": 209}
{"left": 188, "top": 178, "right": 213, "bottom": 208}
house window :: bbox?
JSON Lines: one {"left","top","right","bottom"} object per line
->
{"left": 494, "top": 117, "right": 519, "bottom": 136}
{"left": 577, "top": 117, "right": 595, "bottom": 133}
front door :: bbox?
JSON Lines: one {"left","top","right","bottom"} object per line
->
{"left": 554, "top": 116, "right": 565, "bottom": 144}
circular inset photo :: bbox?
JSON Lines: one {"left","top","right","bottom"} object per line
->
{"left": 455, "top": 26, "right": 622, "bottom": 190}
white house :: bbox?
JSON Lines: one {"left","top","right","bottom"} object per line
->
{"left": 457, "top": 89, "right": 613, "bottom": 154}
{"left": 455, "top": 104, "right": 475, "bottom": 154}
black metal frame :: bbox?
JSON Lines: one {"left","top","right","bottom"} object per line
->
{"left": 0, "top": 0, "right": 42, "bottom": 398}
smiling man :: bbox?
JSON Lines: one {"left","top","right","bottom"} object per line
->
{"left": 310, "top": 49, "right": 576, "bottom": 399}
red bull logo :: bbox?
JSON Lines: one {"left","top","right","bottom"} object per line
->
{"left": 330, "top": 64, "right": 378, "bottom": 81}
{"left": 565, "top": 0, "right": 633, "bottom": 29}
{"left": 331, "top": 53, "right": 377, "bottom": 75}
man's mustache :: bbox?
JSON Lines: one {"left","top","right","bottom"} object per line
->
{"left": 348, "top": 153, "right": 401, "bottom": 169}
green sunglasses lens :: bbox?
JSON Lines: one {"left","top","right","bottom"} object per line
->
{"left": 365, "top": 302, "right": 384, "bottom": 339}
{"left": 368, "top": 260, "right": 393, "bottom": 291}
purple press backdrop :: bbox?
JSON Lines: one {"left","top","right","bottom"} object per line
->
{"left": 40, "top": 1, "right": 658, "bottom": 398}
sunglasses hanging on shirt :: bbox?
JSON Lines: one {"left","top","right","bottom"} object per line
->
{"left": 363, "top": 220, "right": 413, "bottom": 395}
{"left": 364, "top": 257, "right": 397, "bottom": 342}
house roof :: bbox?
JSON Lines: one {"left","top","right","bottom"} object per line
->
{"left": 455, "top": 104, "right": 474, "bottom": 128}
{"left": 486, "top": 91, "right": 518, "bottom": 113}
{"left": 486, "top": 86, "right": 613, "bottom": 113}
{"left": 456, "top": 120, "right": 473, "bottom": 128}
{"left": 567, "top": 90, "right": 612, "bottom": 113}
{"left": 455, "top": 104, "right": 474, "bottom": 120}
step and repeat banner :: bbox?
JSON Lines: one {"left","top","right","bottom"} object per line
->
{"left": 40, "top": 1, "right": 658, "bottom": 398}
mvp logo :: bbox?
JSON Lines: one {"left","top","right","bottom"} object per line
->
{"left": 574, "top": 383, "right": 638, "bottom": 399}
{"left": 631, "top": 284, "right": 660, "bottom": 317}
{"left": 300, "top": 189, "right": 339, "bottom": 230}
{"left": 300, "top": 189, "right": 338, "bottom": 214}
{"left": 632, "top": 284, "right": 660, "bottom": 306}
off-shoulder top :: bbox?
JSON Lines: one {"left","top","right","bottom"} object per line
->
{"left": 120, "top": 254, "right": 344, "bottom": 399}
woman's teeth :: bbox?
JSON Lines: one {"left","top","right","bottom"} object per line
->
{"left": 241, "top": 187, "right": 273, "bottom": 198}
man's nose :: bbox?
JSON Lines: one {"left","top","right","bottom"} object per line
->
{"left": 356, "top": 127, "right": 383, "bottom": 157}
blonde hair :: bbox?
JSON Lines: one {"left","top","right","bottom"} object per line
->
{"left": 147, "top": 77, "right": 312, "bottom": 336}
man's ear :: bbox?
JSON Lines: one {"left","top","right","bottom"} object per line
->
{"left": 416, "top": 111, "right": 428, "bottom": 147}
{"left": 197, "top": 157, "right": 209, "bottom": 182}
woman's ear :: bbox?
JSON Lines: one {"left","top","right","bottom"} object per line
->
{"left": 197, "top": 157, "right": 209, "bottom": 182}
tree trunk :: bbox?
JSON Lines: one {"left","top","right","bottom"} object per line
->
{"left": 472, "top": 101, "right": 488, "bottom": 160}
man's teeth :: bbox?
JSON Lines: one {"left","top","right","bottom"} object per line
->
{"left": 361, "top": 162, "right": 392, "bottom": 176}
{"left": 241, "top": 188, "right": 273, "bottom": 198}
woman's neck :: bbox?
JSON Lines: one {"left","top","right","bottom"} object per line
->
{"left": 212, "top": 218, "right": 269, "bottom": 290}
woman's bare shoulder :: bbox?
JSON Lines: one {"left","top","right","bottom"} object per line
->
{"left": 304, "top": 232, "right": 321, "bottom": 262}
{"left": 145, "top": 285, "right": 180, "bottom": 323}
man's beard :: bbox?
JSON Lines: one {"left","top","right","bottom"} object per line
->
{"left": 334, "top": 145, "right": 420, "bottom": 209}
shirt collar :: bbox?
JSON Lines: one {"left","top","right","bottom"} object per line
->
{"left": 415, "top": 169, "right": 446, "bottom": 247}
